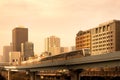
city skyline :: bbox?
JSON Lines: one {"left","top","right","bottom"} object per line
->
{"left": 0, "top": 0, "right": 120, "bottom": 54}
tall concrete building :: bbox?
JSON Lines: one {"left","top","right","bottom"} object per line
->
{"left": 21, "top": 42, "right": 34, "bottom": 61}
{"left": 76, "top": 30, "right": 91, "bottom": 50}
{"left": 76, "top": 20, "right": 120, "bottom": 55}
{"left": 91, "top": 20, "right": 120, "bottom": 55}
{"left": 12, "top": 27, "right": 28, "bottom": 52}
{"left": 3, "top": 46, "right": 12, "bottom": 62}
{"left": 45, "top": 36, "right": 60, "bottom": 55}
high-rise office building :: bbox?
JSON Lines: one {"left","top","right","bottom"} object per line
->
{"left": 45, "top": 36, "right": 60, "bottom": 55}
{"left": 12, "top": 27, "right": 28, "bottom": 51}
{"left": 91, "top": 20, "right": 120, "bottom": 55}
{"left": 76, "top": 30, "right": 91, "bottom": 50}
{"left": 21, "top": 42, "right": 34, "bottom": 61}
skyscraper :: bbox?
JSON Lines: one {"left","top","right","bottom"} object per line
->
{"left": 45, "top": 36, "right": 60, "bottom": 55}
{"left": 12, "top": 27, "right": 28, "bottom": 52}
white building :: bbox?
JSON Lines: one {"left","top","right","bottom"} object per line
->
{"left": 9, "top": 52, "right": 21, "bottom": 65}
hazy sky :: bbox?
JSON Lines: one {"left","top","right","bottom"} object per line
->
{"left": 0, "top": 0, "right": 120, "bottom": 55}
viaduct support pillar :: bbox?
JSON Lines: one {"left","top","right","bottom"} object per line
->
{"left": 35, "top": 75, "right": 40, "bottom": 80}
{"left": 29, "top": 72, "right": 40, "bottom": 80}
{"left": 71, "top": 71, "right": 79, "bottom": 80}
{"left": 70, "top": 69, "right": 83, "bottom": 80}
{"left": 30, "top": 72, "right": 35, "bottom": 80}
{"left": 8, "top": 69, "right": 11, "bottom": 80}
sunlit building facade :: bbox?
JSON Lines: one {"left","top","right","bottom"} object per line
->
{"left": 76, "top": 30, "right": 91, "bottom": 50}
{"left": 91, "top": 20, "right": 120, "bottom": 55}
{"left": 45, "top": 36, "right": 60, "bottom": 56}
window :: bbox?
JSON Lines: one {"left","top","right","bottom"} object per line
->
{"left": 96, "top": 28, "right": 98, "bottom": 33}
{"left": 103, "top": 26, "right": 106, "bottom": 32}
{"left": 16, "top": 59, "right": 18, "bottom": 61}
{"left": 12, "top": 59, "right": 15, "bottom": 62}
{"left": 107, "top": 25, "right": 111, "bottom": 31}
{"left": 99, "top": 27, "right": 102, "bottom": 33}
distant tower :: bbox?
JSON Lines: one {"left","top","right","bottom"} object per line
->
{"left": 21, "top": 42, "right": 34, "bottom": 61}
{"left": 12, "top": 27, "right": 28, "bottom": 52}
{"left": 45, "top": 36, "right": 60, "bottom": 55}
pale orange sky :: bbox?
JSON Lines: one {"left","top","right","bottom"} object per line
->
{"left": 0, "top": 0, "right": 120, "bottom": 55}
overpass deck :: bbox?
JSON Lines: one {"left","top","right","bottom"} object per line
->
{"left": 3, "top": 51, "right": 120, "bottom": 71}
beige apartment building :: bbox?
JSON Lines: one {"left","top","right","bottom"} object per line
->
{"left": 76, "top": 30, "right": 91, "bottom": 50}
{"left": 45, "top": 36, "right": 61, "bottom": 56}
{"left": 76, "top": 20, "right": 120, "bottom": 55}
{"left": 91, "top": 20, "right": 120, "bottom": 55}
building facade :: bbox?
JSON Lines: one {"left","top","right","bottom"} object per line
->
{"left": 0, "top": 55, "right": 3, "bottom": 62}
{"left": 9, "top": 52, "right": 21, "bottom": 65}
{"left": 3, "top": 46, "right": 12, "bottom": 62}
{"left": 76, "top": 20, "right": 120, "bottom": 55}
{"left": 69, "top": 46, "right": 76, "bottom": 51}
{"left": 12, "top": 27, "right": 28, "bottom": 52}
{"left": 61, "top": 47, "right": 69, "bottom": 53}
{"left": 91, "top": 20, "right": 120, "bottom": 55}
{"left": 21, "top": 42, "right": 34, "bottom": 61}
{"left": 45, "top": 36, "right": 60, "bottom": 55}
{"left": 76, "top": 30, "right": 91, "bottom": 50}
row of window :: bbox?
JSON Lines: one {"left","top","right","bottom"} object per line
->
{"left": 12, "top": 59, "right": 18, "bottom": 62}
{"left": 92, "top": 35, "right": 113, "bottom": 42}
{"left": 76, "top": 43, "right": 90, "bottom": 47}
{"left": 94, "top": 24, "right": 112, "bottom": 34}
{"left": 92, "top": 39, "right": 113, "bottom": 45}
{"left": 92, "top": 47, "right": 113, "bottom": 51}
{"left": 76, "top": 36, "right": 90, "bottom": 40}
{"left": 93, "top": 31, "right": 113, "bottom": 38}
{"left": 92, "top": 43, "right": 113, "bottom": 48}
{"left": 76, "top": 39, "right": 90, "bottom": 43}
